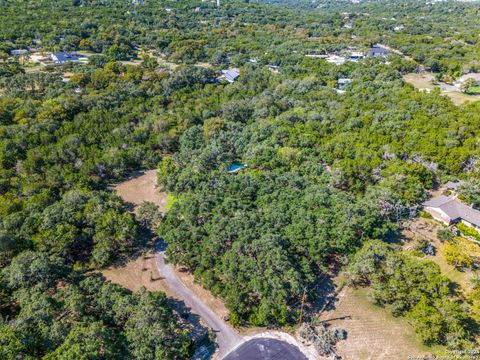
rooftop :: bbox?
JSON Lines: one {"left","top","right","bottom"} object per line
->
{"left": 423, "top": 195, "right": 480, "bottom": 227}
{"left": 221, "top": 68, "right": 240, "bottom": 83}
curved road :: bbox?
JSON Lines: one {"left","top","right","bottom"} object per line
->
{"left": 224, "top": 339, "right": 308, "bottom": 360}
{"left": 155, "top": 242, "right": 243, "bottom": 358}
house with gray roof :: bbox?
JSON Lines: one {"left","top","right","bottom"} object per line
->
{"left": 369, "top": 45, "right": 388, "bottom": 57}
{"left": 219, "top": 68, "right": 240, "bottom": 83}
{"left": 423, "top": 195, "right": 480, "bottom": 231}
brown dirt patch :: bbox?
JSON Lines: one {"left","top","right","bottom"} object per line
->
{"left": 442, "top": 91, "right": 480, "bottom": 106}
{"left": 403, "top": 73, "right": 435, "bottom": 91}
{"left": 101, "top": 251, "right": 174, "bottom": 296}
{"left": 113, "top": 170, "right": 167, "bottom": 214}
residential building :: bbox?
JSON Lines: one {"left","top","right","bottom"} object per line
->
{"left": 423, "top": 195, "right": 480, "bottom": 231}
{"left": 369, "top": 45, "right": 388, "bottom": 57}
{"left": 325, "top": 55, "right": 346, "bottom": 66}
{"left": 51, "top": 52, "right": 83, "bottom": 65}
{"left": 10, "top": 49, "right": 28, "bottom": 56}
{"left": 349, "top": 51, "right": 364, "bottom": 61}
{"left": 220, "top": 68, "right": 240, "bottom": 83}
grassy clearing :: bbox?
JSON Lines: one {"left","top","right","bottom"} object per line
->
{"left": 403, "top": 72, "right": 480, "bottom": 105}
{"left": 403, "top": 73, "right": 435, "bottom": 90}
{"left": 318, "top": 284, "right": 442, "bottom": 359}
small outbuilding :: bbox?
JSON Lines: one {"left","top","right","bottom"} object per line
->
{"left": 227, "top": 163, "right": 247, "bottom": 174}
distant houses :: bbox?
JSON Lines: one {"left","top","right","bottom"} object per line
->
{"left": 219, "top": 68, "right": 240, "bottom": 83}
{"left": 325, "top": 55, "right": 346, "bottom": 66}
{"left": 51, "top": 52, "right": 86, "bottom": 65}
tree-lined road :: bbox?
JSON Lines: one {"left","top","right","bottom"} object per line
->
{"left": 155, "top": 242, "right": 243, "bottom": 358}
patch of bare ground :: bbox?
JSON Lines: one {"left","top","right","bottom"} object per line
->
{"left": 403, "top": 72, "right": 480, "bottom": 106}
{"left": 442, "top": 91, "right": 480, "bottom": 106}
{"left": 113, "top": 169, "right": 167, "bottom": 213}
{"left": 318, "top": 284, "right": 439, "bottom": 359}
{"left": 403, "top": 73, "right": 435, "bottom": 91}
{"left": 101, "top": 251, "right": 174, "bottom": 297}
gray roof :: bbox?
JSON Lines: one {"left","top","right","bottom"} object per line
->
{"left": 445, "top": 180, "right": 465, "bottom": 190}
{"left": 370, "top": 46, "right": 388, "bottom": 56}
{"left": 423, "top": 196, "right": 480, "bottom": 227}
{"left": 221, "top": 68, "right": 240, "bottom": 83}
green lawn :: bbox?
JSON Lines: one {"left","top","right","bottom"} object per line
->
{"left": 467, "top": 86, "right": 480, "bottom": 94}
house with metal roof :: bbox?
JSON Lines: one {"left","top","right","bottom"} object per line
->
{"left": 220, "top": 68, "right": 240, "bottom": 83}
{"left": 51, "top": 52, "right": 84, "bottom": 65}
{"left": 369, "top": 45, "right": 388, "bottom": 57}
{"left": 11, "top": 49, "right": 29, "bottom": 56}
{"left": 423, "top": 195, "right": 480, "bottom": 231}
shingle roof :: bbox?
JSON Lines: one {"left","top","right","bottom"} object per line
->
{"left": 423, "top": 196, "right": 480, "bottom": 227}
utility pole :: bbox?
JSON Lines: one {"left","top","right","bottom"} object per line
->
{"left": 298, "top": 288, "right": 307, "bottom": 325}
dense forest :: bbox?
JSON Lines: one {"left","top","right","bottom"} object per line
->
{"left": 1, "top": 0, "right": 480, "bottom": 357}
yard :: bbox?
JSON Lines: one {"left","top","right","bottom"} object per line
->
{"left": 317, "top": 283, "right": 441, "bottom": 359}
{"left": 401, "top": 218, "right": 476, "bottom": 293}
{"left": 403, "top": 72, "right": 480, "bottom": 106}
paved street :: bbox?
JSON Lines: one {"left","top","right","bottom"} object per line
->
{"left": 224, "top": 339, "right": 308, "bottom": 360}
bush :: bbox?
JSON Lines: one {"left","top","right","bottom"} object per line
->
{"left": 457, "top": 223, "right": 480, "bottom": 242}
{"left": 437, "top": 228, "right": 455, "bottom": 242}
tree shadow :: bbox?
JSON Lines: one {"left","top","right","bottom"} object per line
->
{"left": 168, "top": 298, "right": 216, "bottom": 358}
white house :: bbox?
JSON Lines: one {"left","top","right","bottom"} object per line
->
{"left": 423, "top": 195, "right": 480, "bottom": 231}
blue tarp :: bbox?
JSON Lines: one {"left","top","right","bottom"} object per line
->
{"left": 227, "top": 163, "right": 246, "bottom": 173}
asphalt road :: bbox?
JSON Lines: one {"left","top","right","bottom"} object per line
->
{"left": 223, "top": 339, "right": 308, "bottom": 360}
{"left": 155, "top": 242, "right": 243, "bottom": 358}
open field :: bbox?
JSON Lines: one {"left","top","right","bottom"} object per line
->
{"left": 318, "top": 285, "right": 442, "bottom": 359}
{"left": 113, "top": 169, "right": 168, "bottom": 213}
{"left": 403, "top": 73, "right": 435, "bottom": 91}
{"left": 403, "top": 72, "right": 480, "bottom": 106}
